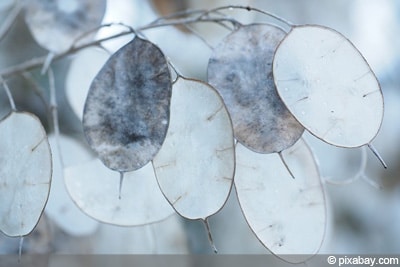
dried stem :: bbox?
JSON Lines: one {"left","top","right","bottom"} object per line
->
{"left": 203, "top": 218, "right": 218, "bottom": 254}
{"left": 48, "top": 68, "right": 65, "bottom": 173}
{"left": 0, "top": 30, "right": 133, "bottom": 77}
{"left": 41, "top": 52, "right": 55, "bottom": 75}
{"left": 367, "top": 143, "right": 387, "bottom": 169}
{"left": 118, "top": 172, "right": 125, "bottom": 200}
{"left": 1, "top": 76, "right": 17, "bottom": 111}
{"left": 0, "top": 8, "right": 248, "bottom": 78}
{"left": 18, "top": 236, "right": 24, "bottom": 262}
{"left": 279, "top": 152, "right": 295, "bottom": 179}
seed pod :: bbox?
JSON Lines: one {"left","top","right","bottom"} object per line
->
{"left": 208, "top": 24, "right": 304, "bottom": 154}
{"left": 24, "top": 0, "right": 106, "bottom": 53}
{"left": 83, "top": 37, "right": 172, "bottom": 172}
{"left": 153, "top": 78, "right": 235, "bottom": 220}
{"left": 273, "top": 25, "right": 384, "bottom": 149}
{"left": 235, "top": 138, "right": 326, "bottom": 263}
{"left": 0, "top": 112, "right": 52, "bottom": 237}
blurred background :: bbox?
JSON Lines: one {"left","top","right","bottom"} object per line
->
{"left": 0, "top": 0, "right": 399, "bottom": 259}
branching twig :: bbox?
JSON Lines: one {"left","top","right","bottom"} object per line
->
{"left": 203, "top": 5, "right": 294, "bottom": 27}
{"left": 1, "top": 76, "right": 17, "bottom": 111}
{"left": 0, "top": 29, "right": 132, "bottom": 77}
{"left": 0, "top": 10, "right": 247, "bottom": 78}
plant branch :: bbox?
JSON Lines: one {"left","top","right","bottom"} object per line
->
{"left": 0, "top": 6, "right": 279, "bottom": 78}
{"left": 0, "top": 30, "right": 133, "bottom": 77}
{"left": 1, "top": 76, "right": 17, "bottom": 111}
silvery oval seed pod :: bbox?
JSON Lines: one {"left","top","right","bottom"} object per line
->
{"left": 153, "top": 78, "right": 235, "bottom": 221}
{"left": 273, "top": 25, "right": 384, "bottom": 149}
{"left": 153, "top": 78, "right": 235, "bottom": 253}
{"left": 235, "top": 138, "right": 326, "bottom": 263}
{"left": 0, "top": 112, "right": 52, "bottom": 237}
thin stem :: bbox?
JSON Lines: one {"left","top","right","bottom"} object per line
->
{"left": 18, "top": 236, "right": 24, "bottom": 262}
{"left": 168, "top": 61, "right": 183, "bottom": 82}
{"left": 148, "top": 7, "right": 236, "bottom": 28}
{"left": 1, "top": 76, "right": 17, "bottom": 111}
{"left": 139, "top": 17, "right": 241, "bottom": 32}
{"left": 41, "top": 52, "right": 55, "bottom": 75}
{"left": 279, "top": 152, "right": 295, "bottom": 179}
{"left": 71, "top": 22, "right": 135, "bottom": 50}
{"left": 205, "top": 5, "right": 294, "bottom": 27}
{"left": 48, "top": 68, "right": 65, "bottom": 171}
{"left": 119, "top": 172, "right": 124, "bottom": 200}
{"left": 0, "top": 29, "right": 133, "bottom": 77}
{"left": 48, "top": 68, "right": 57, "bottom": 114}
{"left": 367, "top": 143, "right": 387, "bottom": 169}
{"left": 202, "top": 218, "right": 218, "bottom": 254}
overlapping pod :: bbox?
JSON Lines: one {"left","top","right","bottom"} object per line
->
{"left": 24, "top": 0, "right": 107, "bottom": 53}
{"left": 235, "top": 139, "right": 326, "bottom": 263}
{"left": 153, "top": 78, "right": 235, "bottom": 221}
{"left": 208, "top": 24, "right": 304, "bottom": 154}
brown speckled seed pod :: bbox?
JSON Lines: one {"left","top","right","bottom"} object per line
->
{"left": 208, "top": 24, "right": 304, "bottom": 154}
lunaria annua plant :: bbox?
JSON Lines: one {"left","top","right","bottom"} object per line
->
{"left": 0, "top": 4, "right": 387, "bottom": 263}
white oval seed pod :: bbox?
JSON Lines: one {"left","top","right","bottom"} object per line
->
{"left": 235, "top": 138, "right": 326, "bottom": 263}
{"left": 0, "top": 112, "right": 52, "bottom": 237}
{"left": 153, "top": 78, "right": 235, "bottom": 220}
{"left": 273, "top": 25, "right": 384, "bottom": 148}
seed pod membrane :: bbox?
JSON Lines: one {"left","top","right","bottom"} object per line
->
{"left": 273, "top": 25, "right": 384, "bottom": 148}
{"left": 83, "top": 37, "right": 172, "bottom": 172}
{"left": 0, "top": 112, "right": 52, "bottom": 237}
{"left": 153, "top": 78, "right": 235, "bottom": 220}
{"left": 235, "top": 138, "right": 326, "bottom": 263}
{"left": 208, "top": 24, "right": 304, "bottom": 153}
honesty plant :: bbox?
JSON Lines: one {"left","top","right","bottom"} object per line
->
{"left": 0, "top": 2, "right": 386, "bottom": 263}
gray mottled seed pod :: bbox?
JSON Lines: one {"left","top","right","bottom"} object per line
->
{"left": 83, "top": 37, "right": 172, "bottom": 172}
{"left": 208, "top": 24, "right": 304, "bottom": 154}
